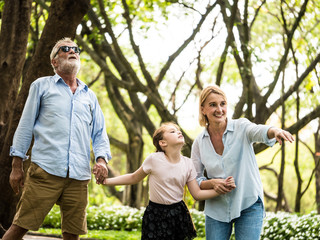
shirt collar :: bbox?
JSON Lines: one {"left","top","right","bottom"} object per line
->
{"left": 54, "top": 73, "right": 88, "bottom": 92}
{"left": 202, "top": 118, "right": 235, "bottom": 138}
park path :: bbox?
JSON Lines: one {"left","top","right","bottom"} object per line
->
{"left": 2, "top": 232, "right": 96, "bottom": 240}
{"left": 22, "top": 233, "right": 96, "bottom": 240}
{"left": 23, "top": 234, "right": 62, "bottom": 240}
{"left": 0, "top": 233, "right": 61, "bottom": 240}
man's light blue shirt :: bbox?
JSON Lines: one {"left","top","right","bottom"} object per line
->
{"left": 10, "top": 74, "right": 112, "bottom": 180}
{"left": 191, "top": 118, "right": 276, "bottom": 222}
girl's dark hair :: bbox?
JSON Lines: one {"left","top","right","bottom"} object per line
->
{"left": 152, "top": 122, "right": 180, "bottom": 152}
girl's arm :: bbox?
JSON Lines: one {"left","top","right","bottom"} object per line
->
{"left": 103, "top": 166, "right": 148, "bottom": 186}
{"left": 200, "top": 177, "right": 236, "bottom": 194}
{"left": 188, "top": 176, "right": 236, "bottom": 200}
{"left": 187, "top": 179, "right": 220, "bottom": 201}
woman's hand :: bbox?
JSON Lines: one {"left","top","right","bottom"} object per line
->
{"left": 268, "top": 127, "right": 294, "bottom": 145}
{"left": 209, "top": 177, "right": 236, "bottom": 194}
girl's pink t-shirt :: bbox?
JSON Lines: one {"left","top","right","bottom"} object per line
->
{"left": 142, "top": 151, "right": 197, "bottom": 205}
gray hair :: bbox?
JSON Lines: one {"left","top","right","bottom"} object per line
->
{"left": 50, "top": 37, "right": 77, "bottom": 71}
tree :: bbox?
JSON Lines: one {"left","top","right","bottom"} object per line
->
{"left": 1, "top": 0, "right": 320, "bottom": 231}
{"left": 0, "top": 0, "right": 33, "bottom": 234}
{"left": 74, "top": 0, "right": 216, "bottom": 207}
{"left": 76, "top": 0, "right": 320, "bottom": 211}
{"left": 0, "top": 0, "right": 90, "bottom": 233}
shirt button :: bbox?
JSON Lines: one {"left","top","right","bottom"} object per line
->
{"left": 65, "top": 168, "right": 67, "bottom": 171}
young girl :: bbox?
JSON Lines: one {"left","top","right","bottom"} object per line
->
{"left": 103, "top": 122, "right": 236, "bottom": 240}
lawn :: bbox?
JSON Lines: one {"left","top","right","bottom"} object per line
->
{"left": 34, "top": 228, "right": 205, "bottom": 240}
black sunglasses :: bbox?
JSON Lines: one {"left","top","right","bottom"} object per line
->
{"left": 54, "top": 46, "right": 81, "bottom": 58}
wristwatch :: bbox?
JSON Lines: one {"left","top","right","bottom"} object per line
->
{"left": 97, "top": 156, "right": 108, "bottom": 164}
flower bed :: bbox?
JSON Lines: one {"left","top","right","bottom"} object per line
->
{"left": 42, "top": 204, "right": 320, "bottom": 239}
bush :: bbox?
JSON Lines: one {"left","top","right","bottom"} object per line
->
{"left": 42, "top": 205, "right": 320, "bottom": 239}
{"left": 260, "top": 211, "right": 320, "bottom": 240}
{"left": 86, "top": 205, "right": 144, "bottom": 231}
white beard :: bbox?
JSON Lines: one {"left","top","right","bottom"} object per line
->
{"left": 57, "top": 57, "right": 80, "bottom": 75}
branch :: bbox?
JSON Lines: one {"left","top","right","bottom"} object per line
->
{"left": 263, "top": 0, "right": 309, "bottom": 102}
{"left": 268, "top": 52, "right": 320, "bottom": 115}
{"left": 156, "top": 2, "right": 218, "bottom": 85}
{"left": 254, "top": 104, "right": 320, "bottom": 153}
{"left": 249, "top": 0, "right": 266, "bottom": 28}
{"left": 108, "top": 135, "right": 127, "bottom": 152}
{"left": 87, "top": 70, "right": 102, "bottom": 88}
{"left": 86, "top": 5, "right": 147, "bottom": 92}
{"left": 34, "top": 0, "right": 49, "bottom": 11}
{"left": 299, "top": 140, "right": 320, "bottom": 197}
{"left": 121, "top": 0, "right": 157, "bottom": 90}
{"left": 75, "top": 35, "right": 138, "bottom": 91}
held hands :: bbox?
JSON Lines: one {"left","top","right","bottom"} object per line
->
{"left": 92, "top": 158, "right": 108, "bottom": 184}
{"left": 102, "top": 178, "right": 109, "bottom": 185}
{"left": 210, "top": 176, "right": 236, "bottom": 194}
{"left": 225, "top": 176, "right": 236, "bottom": 190}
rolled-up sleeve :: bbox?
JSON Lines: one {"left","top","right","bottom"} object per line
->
{"left": 191, "top": 136, "right": 207, "bottom": 186}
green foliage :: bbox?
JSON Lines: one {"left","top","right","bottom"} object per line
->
{"left": 86, "top": 204, "right": 144, "bottom": 231}
{"left": 42, "top": 204, "right": 320, "bottom": 239}
{"left": 0, "top": 0, "right": 4, "bottom": 13}
{"left": 190, "top": 208, "right": 206, "bottom": 237}
{"left": 260, "top": 211, "right": 320, "bottom": 240}
{"left": 258, "top": 138, "right": 317, "bottom": 213}
{"left": 41, "top": 205, "right": 61, "bottom": 228}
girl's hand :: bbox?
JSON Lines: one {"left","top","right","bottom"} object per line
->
{"left": 102, "top": 178, "right": 109, "bottom": 185}
{"left": 225, "top": 176, "right": 236, "bottom": 189}
{"left": 209, "top": 178, "right": 233, "bottom": 194}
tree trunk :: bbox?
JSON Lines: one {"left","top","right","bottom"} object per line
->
{"left": 123, "top": 135, "right": 145, "bottom": 208}
{"left": 276, "top": 77, "right": 286, "bottom": 211}
{"left": 315, "top": 119, "right": 320, "bottom": 214}
{"left": 294, "top": 91, "right": 302, "bottom": 212}
{"left": 0, "top": 0, "right": 90, "bottom": 233}
{"left": 0, "top": 0, "right": 32, "bottom": 127}
{"left": 0, "top": 0, "right": 33, "bottom": 232}
{"left": 104, "top": 76, "right": 146, "bottom": 208}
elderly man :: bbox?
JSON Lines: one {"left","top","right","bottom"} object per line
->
{"left": 3, "top": 37, "right": 111, "bottom": 240}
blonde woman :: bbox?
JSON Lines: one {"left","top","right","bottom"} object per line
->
{"left": 191, "top": 85, "right": 294, "bottom": 240}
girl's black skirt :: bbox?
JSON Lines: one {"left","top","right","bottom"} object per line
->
{"left": 141, "top": 200, "right": 197, "bottom": 240}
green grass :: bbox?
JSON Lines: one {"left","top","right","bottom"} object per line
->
{"left": 33, "top": 228, "right": 205, "bottom": 240}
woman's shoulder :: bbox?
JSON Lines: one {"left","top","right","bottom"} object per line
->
{"left": 193, "top": 128, "right": 207, "bottom": 141}
{"left": 230, "top": 118, "right": 252, "bottom": 128}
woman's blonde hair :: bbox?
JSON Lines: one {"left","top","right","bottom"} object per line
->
{"left": 198, "top": 85, "right": 227, "bottom": 127}
{"left": 153, "top": 122, "right": 180, "bottom": 152}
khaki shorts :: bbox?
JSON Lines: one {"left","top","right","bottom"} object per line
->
{"left": 13, "top": 162, "right": 90, "bottom": 235}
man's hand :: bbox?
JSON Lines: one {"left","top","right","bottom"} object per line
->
{"left": 10, "top": 157, "right": 24, "bottom": 195}
{"left": 92, "top": 157, "right": 108, "bottom": 184}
